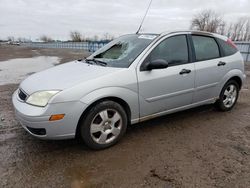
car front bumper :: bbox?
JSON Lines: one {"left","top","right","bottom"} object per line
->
{"left": 12, "top": 90, "right": 87, "bottom": 140}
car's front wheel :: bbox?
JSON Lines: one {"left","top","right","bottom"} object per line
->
{"left": 216, "top": 80, "right": 239, "bottom": 111}
{"left": 79, "top": 101, "right": 128, "bottom": 150}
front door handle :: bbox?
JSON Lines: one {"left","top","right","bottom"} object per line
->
{"left": 179, "top": 69, "right": 191, "bottom": 75}
{"left": 218, "top": 61, "right": 226, "bottom": 66}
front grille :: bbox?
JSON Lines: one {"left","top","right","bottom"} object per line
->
{"left": 18, "top": 89, "right": 27, "bottom": 101}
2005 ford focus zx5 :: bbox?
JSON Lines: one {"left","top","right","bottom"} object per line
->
{"left": 13, "top": 31, "right": 246, "bottom": 149}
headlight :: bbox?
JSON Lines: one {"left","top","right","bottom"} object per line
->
{"left": 26, "top": 90, "right": 60, "bottom": 107}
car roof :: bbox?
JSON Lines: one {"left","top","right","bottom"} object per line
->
{"left": 160, "top": 30, "right": 228, "bottom": 41}
{"left": 137, "top": 30, "right": 228, "bottom": 41}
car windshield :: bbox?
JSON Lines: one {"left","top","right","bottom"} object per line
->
{"left": 87, "top": 34, "right": 158, "bottom": 68}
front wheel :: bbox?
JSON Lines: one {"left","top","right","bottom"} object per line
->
{"left": 216, "top": 80, "right": 239, "bottom": 111}
{"left": 79, "top": 101, "right": 128, "bottom": 150}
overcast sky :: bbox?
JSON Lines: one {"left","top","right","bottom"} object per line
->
{"left": 0, "top": 0, "right": 249, "bottom": 40}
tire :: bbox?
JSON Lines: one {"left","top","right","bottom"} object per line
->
{"left": 79, "top": 101, "right": 128, "bottom": 150}
{"left": 215, "top": 80, "right": 239, "bottom": 111}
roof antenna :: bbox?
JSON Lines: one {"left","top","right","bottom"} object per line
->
{"left": 136, "top": 0, "right": 153, "bottom": 34}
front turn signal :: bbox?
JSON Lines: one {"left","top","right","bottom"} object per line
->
{"left": 49, "top": 114, "right": 65, "bottom": 121}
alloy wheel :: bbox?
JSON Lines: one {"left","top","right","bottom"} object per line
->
{"left": 223, "top": 84, "right": 237, "bottom": 108}
{"left": 90, "top": 109, "right": 122, "bottom": 144}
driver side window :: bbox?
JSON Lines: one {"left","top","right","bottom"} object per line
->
{"left": 150, "top": 35, "right": 189, "bottom": 66}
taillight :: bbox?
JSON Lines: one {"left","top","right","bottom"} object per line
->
{"left": 227, "top": 39, "right": 237, "bottom": 49}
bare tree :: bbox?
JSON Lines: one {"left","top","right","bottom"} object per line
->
{"left": 93, "top": 35, "right": 99, "bottom": 41}
{"left": 190, "top": 10, "right": 224, "bottom": 33}
{"left": 17, "top": 37, "right": 30, "bottom": 43}
{"left": 227, "top": 18, "right": 250, "bottom": 41}
{"left": 243, "top": 20, "right": 250, "bottom": 41}
{"left": 40, "top": 35, "right": 53, "bottom": 42}
{"left": 70, "top": 31, "right": 82, "bottom": 42}
{"left": 103, "top": 33, "right": 114, "bottom": 41}
{"left": 190, "top": 10, "right": 250, "bottom": 41}
{"left": 226, "top": 23, "right": 233, "bottom": 38}
{"left": 232, "top": 19, "right": 244, "bottom": 41}
{"left": 7, "top": 36, "right": 15, "bottom": 42}
{"left": 217, "top": 21, "right": 226, "bottom": 35}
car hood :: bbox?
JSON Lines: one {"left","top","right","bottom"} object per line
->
{"left": 20, "top": 60, "right": 122, "bottom": 94}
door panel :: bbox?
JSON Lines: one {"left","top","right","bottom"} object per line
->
{"left": 137, "top": 35, "right": 195, "bottom": 118}
{"left": 138, "top": 64, "right": 195, "bottom": 117}
{"left": 192, "top": 35, "right": 226, "bottom": 103}
{"left": 193, "top": 59, "right": 221, "bottom": 102}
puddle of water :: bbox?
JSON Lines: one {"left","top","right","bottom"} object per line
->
{"left": 0, "top": 56, "right": 60, "bottom": 85}
{"left": 65, "top": 166, "right": 92, "bottom": 188}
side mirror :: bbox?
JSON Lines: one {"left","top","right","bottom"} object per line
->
{"left": 146, "top": 59, "right": 168, "bottom": 70}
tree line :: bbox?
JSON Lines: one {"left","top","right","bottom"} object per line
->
{"left": 4, "top": 32, "right": 114, "bottom": 43}
{"left": 190, "top": 10, "right": 250, "bottom": 41}
{"left": 39, "top": 31, "right": 114, "bottom": 42}
{"left": 68, "top": 31, "right": 114, "bottom": 42}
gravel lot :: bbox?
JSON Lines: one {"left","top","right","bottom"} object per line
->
{"left": 0, "top": 45, "right": 250, "bottom": 188}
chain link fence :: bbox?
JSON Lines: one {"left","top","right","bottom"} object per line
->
{"left": 235, "top": 42, "right": 250, "bottom": 63}
{"left": 21, "top": 41, "right": 108, "bottom": 52}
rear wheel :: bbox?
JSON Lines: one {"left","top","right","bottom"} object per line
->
{"left": 79, "top": 101, "right": 127, "bottom": 150}
{"left": 216, "top": 80, "right": 239, "bottom": 111}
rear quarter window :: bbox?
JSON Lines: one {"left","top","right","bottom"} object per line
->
{"left": 217, "top": 39, "right": 238, "bottom": 56}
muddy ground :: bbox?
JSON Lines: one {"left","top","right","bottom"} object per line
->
{"left": 0, "top": 45, "right": 250, "bottom": 188}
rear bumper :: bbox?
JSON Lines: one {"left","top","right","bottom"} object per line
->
{"left": 12, "top": 90, "right": 87, "bottom": 140}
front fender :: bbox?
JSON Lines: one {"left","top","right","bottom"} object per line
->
{"left": 80, "top": 87, "right": 139, "bottom": 123}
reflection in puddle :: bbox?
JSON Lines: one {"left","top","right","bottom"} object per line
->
{"left": 0, "top": 56, "right": 60, "bottom": 85}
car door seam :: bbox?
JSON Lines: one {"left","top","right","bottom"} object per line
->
{"left": 145, "top": 88, "right": 195, "bottom": 102}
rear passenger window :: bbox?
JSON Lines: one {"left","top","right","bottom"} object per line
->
{"left": 192, "top": 35, "right": 220, "bottom": 61}
{"left": 150, "top": 35, "right": 189, "bottom": 66}
{"left": 217, "top": 39, "right": 238, "bottom": 56}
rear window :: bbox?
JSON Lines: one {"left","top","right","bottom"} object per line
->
{"left": 217, "top": 39, "right": 238, "bottom": 56}
{"left": 192, "top": 35, "right": 220, "bottom": 61}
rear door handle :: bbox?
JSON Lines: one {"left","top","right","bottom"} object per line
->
{"left": 179, "top": 69, "right": 191, "bottom": 75}
{"left": 218, "top": 61, "right": 226, "bottom": 66}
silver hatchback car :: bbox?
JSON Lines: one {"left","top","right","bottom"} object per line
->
{"left": 12, "top": 31, "right": 246, "bottom": 149}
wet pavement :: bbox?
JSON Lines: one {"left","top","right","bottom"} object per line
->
{"left": 0, "top": 56, "right": 59, "bottom": 85}
{"left": 0, "top": 46, "right": 250, "bottom": 188}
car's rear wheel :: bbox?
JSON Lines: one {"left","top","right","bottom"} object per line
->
{"left": 216, "top": 80, "right": 239, "bottom": 111}
{"left": 79, "top": 101, "right": 127, "bottom": 150}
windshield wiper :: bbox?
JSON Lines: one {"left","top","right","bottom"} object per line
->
{"left": 86, "top": 58, "right": 107, "bottom": 66}
{"left": 84, "top": 59, "right": 94, "bottom": 65}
